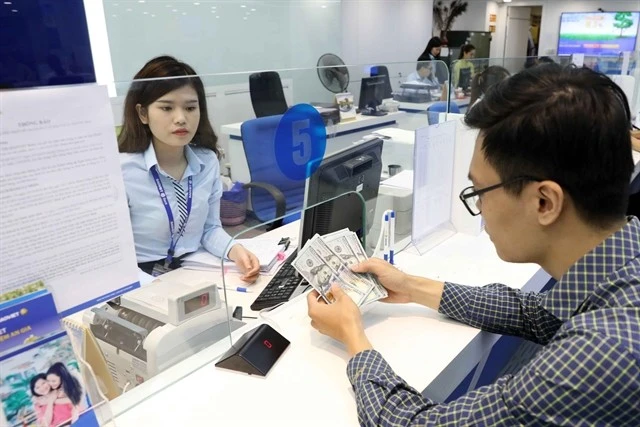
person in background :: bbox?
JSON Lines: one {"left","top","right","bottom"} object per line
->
{"left": 418, "top": 37, "right": 442, "bottom": 62}
{"left": 452, "top": 43, "right": 476, "bottom": 90}
{"left": 307, "top": 64, "right": 639, "bottom": 425}
{"left": 418, "top": 37, "right": 448, "bottom": 85}
{"left": 406, "top": 62, "right": 439, "bottom": 86}
{"left": 118, "top": 56, "right": 259, "bottom": 281}
{"left": 469, "top": 65, "right": 510, "bottom": 106}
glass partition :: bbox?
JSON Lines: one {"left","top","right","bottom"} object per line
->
{"left": 20, "top": 52, "right": 635, "bottom": 419}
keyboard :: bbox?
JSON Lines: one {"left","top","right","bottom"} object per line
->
{"left": 250, "top": 250, "right": 309, "bottom": 311}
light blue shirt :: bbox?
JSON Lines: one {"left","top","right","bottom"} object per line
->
{"left": 120, "top": 143, "right": 234, "bottom": 263}
{"left": 406, "top": 71, "right": 440, "bottom": 86}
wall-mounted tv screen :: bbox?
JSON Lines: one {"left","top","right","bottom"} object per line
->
{"left": 558, "top": 12, "right": 639, "bottom": 55}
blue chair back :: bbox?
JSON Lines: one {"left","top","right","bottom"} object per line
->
{"left": 426, "top": 101, "right": 460, "bottom": 125}
{"left": 241, "top": 115, "right": 304, "bottom": 224}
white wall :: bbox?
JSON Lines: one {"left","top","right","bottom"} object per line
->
{"left": 491, "top": 0, "right": 640, "bottom": 57}
{"left": 341, "top": 0, "right": 434, "bottom": 98}
{"left": 103, "top": 0, "right": 342, "bottom": 83}
{"left": 341, "top": 0, "right": 433, "bottom": 65}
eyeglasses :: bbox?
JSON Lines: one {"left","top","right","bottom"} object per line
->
{"left": 459, "top": 176, "right": 543, "bottom": 216}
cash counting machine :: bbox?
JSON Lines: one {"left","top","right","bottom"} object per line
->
{"left": 85, "top": 280, "right": 242, "bottom": 390}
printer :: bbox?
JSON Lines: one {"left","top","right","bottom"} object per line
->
{"left": 393, "top": 82, "right": 442, "bottom": 104}
{"left": 85, "top": 279, "right": 243, "bottom": 391}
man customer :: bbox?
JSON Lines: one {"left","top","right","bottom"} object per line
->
{"left": 308, "top": 64, "right": 640, "bottom": 426}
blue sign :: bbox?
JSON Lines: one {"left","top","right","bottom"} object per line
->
{"left": 274, "top": 104, "right": 327, "bottom": 181}
{"left": 0, "top": 292, "right": 62, "bottom": 357}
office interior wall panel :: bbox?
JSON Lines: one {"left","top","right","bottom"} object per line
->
{"left": 102, "top": 0, "right": 341, "bottom": 85}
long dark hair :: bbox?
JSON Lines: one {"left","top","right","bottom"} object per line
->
{"left": 29, "top": 374, "right": 48, "bottom": 397}
{"left": 458, "top": 44, "right": 476, "bottom": 60}
{"left": 47, "top": 362, "right": 82, "bottom": 406}
{"left": 118, "top": 55, "right": 219, "bottom": 157}
{"left": 418, "top": 37, "right": 442, "bottom": 61}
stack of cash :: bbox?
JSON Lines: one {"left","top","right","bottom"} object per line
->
{"left": 292, "top": 229, "right": 388, "bottom": 306}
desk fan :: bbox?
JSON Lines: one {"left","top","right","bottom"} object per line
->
{"left": 317, "top": 53, "right": 349, "bottom": 93}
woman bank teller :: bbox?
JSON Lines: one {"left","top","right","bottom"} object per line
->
{"left": 118, "top": 56, "right": 259, "bottom": 282}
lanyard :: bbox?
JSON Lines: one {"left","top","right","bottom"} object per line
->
{"left": 150, "top": 165, "right": 193, "bottom": 266}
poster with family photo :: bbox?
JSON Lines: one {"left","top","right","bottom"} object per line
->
{"left": 0, "top": 333, "right": 98, "bottom": 427}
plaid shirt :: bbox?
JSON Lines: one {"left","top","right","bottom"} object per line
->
{"left": 347, "top": 217, "right": 640, "bottom": 426}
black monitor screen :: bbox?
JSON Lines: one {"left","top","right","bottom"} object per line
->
{"left": 358, "top": 76, "right": 387, "bottom": 111}
{"left": 0, "top": 0, "right": 96, "bottom": 89}
{"left": 300, "top": 138, "right": 384, "bottom": 249}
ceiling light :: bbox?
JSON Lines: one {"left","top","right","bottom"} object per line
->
{"left": 243, "top": 16, "right": 247, "bottom": 20}
{"left": 126, "top": 8, "right": 132, "bottom": 12}
{"left": 251, "top": 8, "right": 256, "bottom": 11}
{"left": 4, "top": 1, "right": 12, "bottom": 4}
{"left": 193, "top": 2, "right": 200, "bottom": 5}
{"left": 182, "top": 12, "right": 187, "bottom": 15}
{"left": 240, "top": 4, "right": 246, "bottom": 8}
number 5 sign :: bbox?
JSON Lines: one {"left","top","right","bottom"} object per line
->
{"left": 275, "top": 104, "right": 326, "bottom": 181}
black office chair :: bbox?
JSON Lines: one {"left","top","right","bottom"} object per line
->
{"left": 370, "top": 65, "right": 393, "bottom": 99}
{"left": 249, "top": 71, "right": 288, "bottom": 118}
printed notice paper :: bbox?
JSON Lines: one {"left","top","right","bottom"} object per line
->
{"left": 0, "top": 85, "right": 139, "bottom": 317}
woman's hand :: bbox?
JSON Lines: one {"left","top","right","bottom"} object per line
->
{"left": 351, "top": 258, "right": 413, "bottom": 304}
{"left": 307, "top": 284, "right": 373, "bottom": 357}
{"left": 228, "top": 244, "right": 260, "bottom": 283}
{"left": 631, "top": 129, "right": 640, "bottom": 152}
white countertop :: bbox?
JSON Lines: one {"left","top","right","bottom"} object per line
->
{"left": 110, "top": 222, "right": 548, "bottom": 426}
{"left": 220, "top": 111, "right": 406, "bottom": 139}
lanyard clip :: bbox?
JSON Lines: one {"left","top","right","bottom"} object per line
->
{"left": 164, "top": 249, "right": 175, "bottom": 268}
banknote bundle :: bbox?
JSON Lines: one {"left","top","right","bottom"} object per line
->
{"left": 292, "top": 229, "right": 388, "bottom": 306}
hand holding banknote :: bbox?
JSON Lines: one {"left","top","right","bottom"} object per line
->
{"left": 351, "top": 258, "right": 412, "bottom": 304}
{"left": 307, "top": 284, "right": 373, "bottom": 357}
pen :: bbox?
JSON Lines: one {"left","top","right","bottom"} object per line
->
{"left": 225, "top": 286, "right": 252, "bottom": 293}
{"left": 383, "top": 213, "right": 390, "bottom": 262}
{"left": 389, "top": 210, "right": 395, "bottom": 265}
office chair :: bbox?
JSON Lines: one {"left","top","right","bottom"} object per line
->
{"left": 426, "top": 101, "right": 461, "bottom": 125}
{"left": 249, "top": 71, "right": 289, "bottom": 118}
{"left": 240, "top": 115, "right": 304, "bottom": 229}
{"left": 370, "top": 65, "right": 393, "bottom": 99}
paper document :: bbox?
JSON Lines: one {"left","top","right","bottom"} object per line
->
{"left": 0, "top": 85, "right": 139, "bottom": 316}
{"left": 412, "top": 121, "right": 456, "bottom": 244}
{"left": 182, "top": 238, "right": 286, "bottom": 273}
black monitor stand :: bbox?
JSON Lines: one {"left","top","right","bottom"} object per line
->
{"left": 360, "top": 103, "right": 387, "bottom": 117}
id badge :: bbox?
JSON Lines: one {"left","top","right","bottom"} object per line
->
{"left": 151, "top": 262, "right": 172, "bottom": 277}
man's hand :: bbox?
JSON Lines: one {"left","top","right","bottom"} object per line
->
{"left": 352, "top": 258, "right": 445, "bottom": 310}
{"left": 351, "top": 258, "right": 413, "bottom": 303}
{"left": 228, "top": 244, "right": 260, "bottom": 283}
{"left": 307, "top": 284, "right": 373, "bottom": 357}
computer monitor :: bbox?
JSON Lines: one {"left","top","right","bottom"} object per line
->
{"left": 300, "top": 138, "right": 384, "bottom": 250}
{"left": 369, "top": 66, "right": 393, "bottom": 99}
{"left": 358, "top": 76, "right": 388, "bottom": 116}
